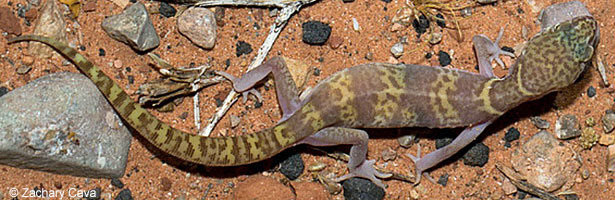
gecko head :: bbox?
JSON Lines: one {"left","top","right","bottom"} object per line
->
{"left": 554, "top": 16, "right": 599, "bottom": 65}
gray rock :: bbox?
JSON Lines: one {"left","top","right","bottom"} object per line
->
{"left": 602, "top": 110, "right": 615, "bottom": 133}
{"left": 0, "top": 72, "right": 132, "bottom": 178}
{"left": 555, "top": 114, "right": 581, "bottom": 139}
{"left": 511, "top": 131, "right": 581, "bottom": 192}
{"left": 102, "top": 2, "right": 160, "bottom": 52}
{"left": 390, "top": 42, "right": 403, "bottom": 58}
{"left": 178, "top": 7, "right": 217, "bottom": 49}
{"left": 397, "top": 134, "right": 417, "bottom": 148}
{"left": 530, "top": 116, "right": 550, "bottom": 129}
{"left": 538, "top": 1, "right": 592, "bottom": 30}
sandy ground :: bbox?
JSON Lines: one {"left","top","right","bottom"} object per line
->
{"left": 1, "top": 0, "right": 615, "bottom": 199}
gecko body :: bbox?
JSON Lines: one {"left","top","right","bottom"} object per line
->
{"left": 8, "top": 16, "right": 598, "bottom": 188}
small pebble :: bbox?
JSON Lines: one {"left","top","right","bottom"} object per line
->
{"left": 412, "top": 14, "right": 429, "bottom": 37}
{"left": 530, "top": 116, "right": 550, "bottom": 129}
{"left": 352, "top": 18, "right": 360, "bottom": 31}
{"left": 99, "top": 48, "right": 105, "bottom": 56}
{"left": 111, "top": 178, "right": 124, "bottom": 189}
{"left": 477, "top": 0, "right": 496, "bottom": 4}
{"left": 236, "top": 41, "right": 253, "bottom": 57}
{"left": 159, "top": 2, "right": 176, "bottom": 18}
{"left": 54, "top": 181, "right": 62, "bottom": 189}
{"left": 602, "top": 110, "right": 615, "bottom": 133}
{"left": 328, "top": 36, "right": 343, "bottom": 49}
{"left": 504, "top": 127, "right": 520, "bottom": 142}
{"left": 435, "top": 13, "right": 445, "bottom": 27}
{"left": 428, "top": 32, "right": 442, "bottom": 44}
{"left": 313, "top": 67, "right": 321, "bottom": 76}
{"left": 22, "top": 55, "right": 34, "bottom": 66}
{"left": 599, "top": 134, "right": 615, "bottom": 146}
{"left": 435, "top": 137, "right": 453, "bottom": 149}
{"left": 230, "top": 114, "right": 241, "bottom": 128}
{"left": 461, "top": 7, "right": 472, "bottom": 17}
{"left": 115, "top": 189, "right": 133, "bottom": 200}
{"left": 437, "top": 50, "right": 451, "bottom": 66}
{"left": 437, "top": 173, "right": 448, "bottom": 186}
{"left": 397, "top": 134, "right": 418, "bottom": 148}
{"left": 302, "top": 21, "right": 331, "bottom": 45}
{"left": 342, "top": 178, "right": 384, "bottom": 200}
{"left": 16, "top": 65, "right": 31, "bottom": 74}
{"left": 365, "top": 52, "right": 374, "bottom": 61}
{"left": 410, "top": 189, "right": 419, "bottom": 199}
{"left": 462, "top": 142, "right": 489, "bottom": 166}
{"left": 161, "top": 177, "right": 172, "bottom": 191}
{"left": 587, "top": 86, "right": 596, "bottom": 97}
{"left": 555, "top": 114, "right": 581, "bottom": 139}
{"left": 586, "top": 117, "right": 596, "bottom": 127}
{"left": 279, "top": 153, "right": 304, "bottom": 180}
{"left": 582, "top": 169, "right": 590, "bottom": 179}
{"left": 390, "top": 42, "right": 404, "bottom": 58}
{"left": 380, "top": 147, "right": 397, "bottom": 161}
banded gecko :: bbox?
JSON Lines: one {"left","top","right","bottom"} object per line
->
{"left": 8, "top": 16, "right": 597, "bottom": 188}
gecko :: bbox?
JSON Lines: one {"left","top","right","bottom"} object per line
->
{"left": 7, "top": 15, "right": 598, "bottom": 188}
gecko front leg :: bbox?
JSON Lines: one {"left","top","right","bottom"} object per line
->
{"left": 473, "top": 28, "right": 516, "bottom": 77}
{"left": 217, "top": 57, "right": 301, "bottom": 120}
{"left": 408, "top": 29, "right": 514, "bottom": 184}
{"left": 299, "top": 127, "right": 392, "bottom": 188}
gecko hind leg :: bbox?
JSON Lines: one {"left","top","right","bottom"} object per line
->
{"left": 217, "top": 57, "right": 301, "bottom": 119}
{"left": 299, "top": 127, "right": 391, "bottom": 188}
{"left": 407, "top": 120, "right": 493, "bottom": 185}
{"left": 472, "top": 28, "right": 516, "bottom": 78}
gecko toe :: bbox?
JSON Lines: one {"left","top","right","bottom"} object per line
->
{"left": 335, "top": 159, "right": 389, "bottom": 188}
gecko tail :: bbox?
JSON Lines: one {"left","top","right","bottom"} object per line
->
{"left": 7, "top": 35, "right": 299, "bottom": 166}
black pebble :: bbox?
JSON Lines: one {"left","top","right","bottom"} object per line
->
{"left": 79, "top": 45, "right": 86, "bottom": 51}
{"left": 437, "top": 50, "right": 451, "bottom": 66}
{"left": 425, "top": 52, "right": 432, "bottom": 59}
{"left": 462, "top": 143, "right": 489, "bottom": 166}
{"left": 435, "top": 13, "right": 445, "bottom": 27}
{"left": 587, "top": 86, "right": 596, "bottom": 97}
{"left": 111, "top": 178, "right": 124, "bottom": 189}
{"left": 313, "top": 67, "right": 321, "bottom": 76}
{"left": 504, "top": 127, "right": 520, "bottom": 142}
{"left": 563, "top": 194, "right": 580, "bottom": 200}
{"left": 17, "top": 5, "right": 26, "bottom": 18}
{"left": 115, "top": 189, "right": 133, "bottom": 200}
{"left": 380, "top": 0, "right": 391, "bottom": 3}
{"left": 99, "top": 48, "right": 106, "bottom": 57}
{"left": 129, "top": 0, "right": 136, "bottom": 3}
{"left": 159, "top": 2, "right": 176, "bottom": 18}
{"left": 127, "top": 75, "right": 134, "bottom": 84}
{"left": 224, "top": 59, "right": 231, "bottom": 69}
{"left": 435, "top": 137, "right": 453, "bottom": 149}
{"left": 342, "top": 178, "right": 385, "bottom": 200}
{"left": 236, "top": 41, "right": 253, "bottom": 57}
{"left": 125, "top": 67, "right": 131, "bottom": 72}
{"left": 302, "top": 21, "right": 331, "bottom": 45}
{"left": 501, "top": 46, "right": 514, "bottom": 54}
{"left": 0, "top": 86, "right": 9, "bottom": 97}
{"left": 254, "top": 101, "right": 262, "bottom": 108}
{"left": 278, "top": 153, "right": 304, "bottom": 180}
{"left": 412, "top": 14, "right": 429, "bottom": 37}
{"left": 437, "top": 173, "right": 449, "bottom": 186}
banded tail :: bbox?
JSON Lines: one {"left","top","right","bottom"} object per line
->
{"left": 8, "top": 35, "right": 298, "bottom": 166}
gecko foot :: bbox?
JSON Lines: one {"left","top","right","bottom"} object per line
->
{"left": 474, "top": 28, "right": 516, "bottom": 70}
{"left": 406, "top": 143, "right": 437, "bottom": 185}
{"left": 335, "top": 159, "right": 392, "bottom": 188}
{"left": 216, "top": 71, "right": 263, "bottom": 103}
